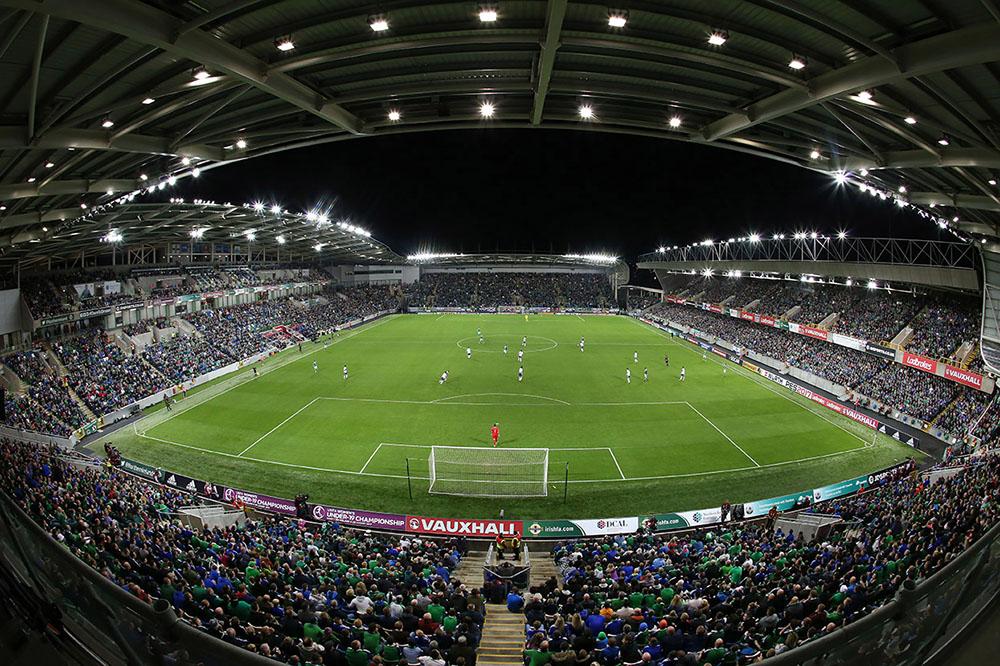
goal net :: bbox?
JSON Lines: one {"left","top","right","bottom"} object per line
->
{"left": 428, "top": 446, "right": 549, "bottom": 497}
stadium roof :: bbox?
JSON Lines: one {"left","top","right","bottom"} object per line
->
{"left": 4, "top": 200, "right": 403, "bottom": 265}
{"left": 1, "top": 0, "right": 1000, "bottom": 256}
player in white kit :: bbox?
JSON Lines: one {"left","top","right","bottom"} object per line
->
{"left": 466, "top": 347, "right": 472, "bottom": 359}
{"left": 626, "top": 368, "right": 631, "bottom": 384}
{"left": 517, "top": 366, "right": 524, "bottom": 382}
{"left": 679, "top": 367, "right": 686, "bottom": 382}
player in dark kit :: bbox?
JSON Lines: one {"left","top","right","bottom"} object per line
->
{"left": 664, "top": 353, "right": 670, "bottom": 367}
{"left": 491, "top": 423, "right": 500, "bottom": 447}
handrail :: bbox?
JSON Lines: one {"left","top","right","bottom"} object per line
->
{"left": 0, "top": 489, "right": 276, "bottom": 666}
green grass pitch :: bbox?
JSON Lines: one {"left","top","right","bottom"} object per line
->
{"left": 96, "top": 314, "right": 920, "bottom": 518}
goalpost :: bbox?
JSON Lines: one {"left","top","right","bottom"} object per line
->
{"left": 428, "top": 446, "right": 550, "bottom": 497}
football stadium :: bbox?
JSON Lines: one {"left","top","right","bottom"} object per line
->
{"left": 0, "top": 2, "right": 999, "bottom": 665}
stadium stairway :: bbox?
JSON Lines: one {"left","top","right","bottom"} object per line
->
{"left": 452, "top": 548, "right": 487, "bottom": 587}
{"left": 478, "top": 604, "right": 524, "bottom": 666}
{"left": 529, "top": 549, "right": 562, "bottom": 589}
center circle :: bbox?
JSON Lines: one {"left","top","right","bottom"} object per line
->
{"left": 455, "top": 335, "right": 559, "bottom": 353}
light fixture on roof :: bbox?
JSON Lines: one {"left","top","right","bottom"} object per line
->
{"left": 192, "top": 167, "right": 201, "bottom": 177}
{"left": 189, "top": 227, "right": 206, "bottom": 239}
{"left": 306, "top": 211, "right": 318, "bottom": 222}
{"left": 707, "top": 30, "right": 728, "bottom": 46}
{"left": 103, "top": 229, "right": 123, "bottom": 243}
{"left": 859, "top": 168, "right": 868, "bottom": 176}
{"left": 937, "top": 134, "right": 950, "bottom": 146}
{"left": 252, "top": 201, "right": 264, "bottom": 212}
{"left": 657, "top": 246, "right": 666, "bottom": 253}
{"left": 270, "top": 204, "right": 282, "bottom": 215}
{"left": 27, "top": 176, "right": 36, "bottom": 183}
{"left": 235, "top": 138, "right": 248, "bottom": 149}
{"left": 898, "top": 185, "right": 906, "bottom": 193}
{"left": 867, "top": 279, "right": 877, "bottom": 290}
{"left": 809, "top": 149, "right": 820, "bottom": 159}
{"left": 167, "top": 175, "right": 177, "bottom": 186}
{"left": 45, "top": 161, "right": 54, "bottom": 168}
{"left": 101, "top": 117, "right": 114, "bottom": 128}
{"left": 904, "top": 115, "right": 917, "bottom": 125}
{"left": 833, "top": 171, "right": 847, "bottom": 185}
{"left": 314, "top": 243, "right": 324, "bottom": 252}
{"left": 748, "top": 233, "right": 760, "bottom": 243}
{"left": 106, "top": 188, "right": 114, "bottom": 196}
{"left": 856, "top": 89, "right": 873, "bottom": 101}
{"left": 192, "top": 66, "right": 210, "bottom": 81}
{"left": 480, "top": 101, "right": 495, "bottom": 118}
{"left": 0, "top": 205, "right": 6, "bottom": 211}
{"left": 608, "top": 10, "right": 628, "bottom": 28}
{"left": 275, "top": 35, "right": 294, "bottom": 51}
{"left": 157, "top": 182, "right": 166, "bottom": 191}
{"left": 668, "top": 115, "right": 682, "bottom": 128}
{"left": 276, "top": 235, "right": 286, "bottom": 244}
{"left": 244, "top": 229, "right": 256, "bottom": 241}
{"left": 142, "top": 97, "right": 155, "bottom": 105}
{"left": 788, "top": 55, "right": 806, "bottom": 70}
{"left": 810, "top": 231, "right": 818, "bottom": 239}
{"left": 369, "top": 15, "right": 389, "bottom": 32}
{"left": 479, "top": 5, "right": 498, "bottom": 22}
{"left": 989, "top": 179, "right": 997, "bottom": 186}
{"left": 837, "top": 231, "right": 847, "bottom": 239}
{"left": 387, "top": 109, "right": 401, "bottom": 122}
{"left": 180, "top": 156, "right": 192, "bottom": 166}
{"left": 139, "top": 173, "right": 148, "bottom": 181}
{"left": 318, "top": 214, "right": 330, "bottom": 225}
{"left": 578, "top": 104, "right": 594, "bottom": 119}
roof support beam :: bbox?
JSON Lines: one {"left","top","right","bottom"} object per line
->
{"left": 0, "top": 178, "right": 140, "bottom": 201}
{"left": 530, "top": 0, "right": 567, "bottom": 125}
{"left": 0, "top": 0, "right": 365, "bottom": 135}
{"left": 0, "top": 126, "right": 225, "bottom": 160}
{"left": 26, "top": 14, "right": 48, "bottom": 141}
{"left": 839, "top": 148, "right": 1000, "bottom": 171}
{"left": 909, "top": 191, "right": 1000, "bottom": 212}
{"left": 701, "top": 22, "right": 1000, "bottom": 141}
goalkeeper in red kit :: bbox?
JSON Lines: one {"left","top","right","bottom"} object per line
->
{"left": 491, "top": 423, "right": 500, "bottom": 447}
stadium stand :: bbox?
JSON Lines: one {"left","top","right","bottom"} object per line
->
{"left": 538, "top": 455, "right": 997, "bottom": 664}
{"left": 646, "top": 302, "right": 967, "bottom": 426}
{"left": 0, "top": 437, "right": 485, "bottom": 665}
{"left": 406, "top": 272, "right": 613, "bottom": 309}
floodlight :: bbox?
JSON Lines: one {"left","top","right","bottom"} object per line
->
{"left": 167, "top": 175, "right": 177, "bottom": 186}
{"left": 788, "top": 55, "right": 806, "bottom": 70}
{"left": 101, "top": 117, "right": 114, "bottom": 128}
{"left": 748, "top": 233, "right": 760, "bottom": 243}
{"left": 318, "top": 214, "right": 329, "bottom": 225}
{"left": 45, "top": 161, "right": 54, "bottom": 168}
{"left": 904, "top": 116, "right": 916, "bottom": 124}
{"left": 27, "top": 176, "right": 36, "bottom": 183}
{"left": 989, "top": 179, "right": 997, "bottom": 185}
{"left": 387, "top": 109, "right": 401, "bottom": 122}
{"left": 192, "top": 167, "right": 201, "bottom": 177}
{"left": 578, "top": 104, "right": 594, "bottom": 119}
{"left": 275, "top": 36, "right": 294, "bottom": 51}
{"left": 809, "top": 149, "right": 820, "bottom": 159}
{"left": 314, "top": 243, "right": 324, "bottom": 252}
{"left": 480, "top": 101, "right": 495, "bottom": 117}
{"left": 867, "top": 280, "right": 877, "bottom": 289}
{"left": 833, "top": 171, "right": 847, "bottom": 185}
{"left": 707, "top": 31, "right": 728, "bottom": 46}
{"left": 270, "top": 204, "right": 282, "bottom": 215}
{"left": 668, "top": 115, "right": 682, "bottom": 128}
{"left": 142, "top": 97, "right": 155, "bottom": 105}
{"left": 857, "top": 90, "right": 873, "bottom": 101}
{"left": 369, "top": 15, "right": 389, "bottom": 32}
{"left": 479, "top": 6, "right": 498, "bottom": 22}
{"left": 937, "top": 135, "right": 950, "bottom": 146}
{"left": 608, "top": 11, "right": 627, "bottom": 28}
{"left": 244, "top": 229, "right": 256, "bottom": 241}
{"left": 809, "top": 231, "right": 818, "bottom": 239}
{"left": 139, "top": 173, "right": 148, "bottom": 181}
{"left": 898, "top": 185, "right": 906, "bottom": 193}
{"left": 252, "top": 201, "right": 264, "bottom": 212}
{"left": 837, "top": 231, "right": 847, "bottom": 239}
{"left": 181, "top": 156, "right": 191, "bottom": 166}
{"left": 192, "top": 67, "right": 210, "bottom": 81}
{"left": 235, "top": 138, "right": 248, "bottom": 149}
{"left": 306, "top": 212, "right": 318, "bottom": 222}
{"left": 658, "top": 246, "right": 666, "bottom": 253}
{"left": 276, "top": 235, "right": 286, "bottom": 244}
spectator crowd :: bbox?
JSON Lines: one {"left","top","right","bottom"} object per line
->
{"left": 406, "top": 272, "right": 612, "bottom": 310}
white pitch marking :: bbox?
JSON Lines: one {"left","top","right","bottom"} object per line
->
{"left": 634, "top": 318, "right": 872, "bottom": 446}
{"left": 238, "top": 397, "right": 320, "bottom": 457}
{"left": 607, "top": 447, "right": 626, "bottom": 479}
{"left": 684, "top": 401, "right": 760, "bottom": 467}
{"left": 432, "top": 392, "right": 571, "bottom": 405}
{"left": 359, "top": 442, "right": 384, "bottom": 473}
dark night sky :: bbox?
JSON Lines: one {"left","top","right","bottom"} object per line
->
{"left": 173, "top": 129, "right": 946, "bottom": 272}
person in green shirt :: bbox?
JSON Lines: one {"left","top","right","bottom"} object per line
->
{"left": 345, "top": 640, "right": 370, "bottom": 666}
{"left": 362, "top": 628, "right": 381, "bottom": 654}
{"left": 524, "top": 644, "right": 551, "bottom": 666}
{"left": 427, "top": 601, "right": 445, "bottom": 623}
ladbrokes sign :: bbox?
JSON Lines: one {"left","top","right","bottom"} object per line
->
{"left": 902, "top": 351, "right": 937, "bottom": 373}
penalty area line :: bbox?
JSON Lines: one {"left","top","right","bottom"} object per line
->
{"left": 238, "top": 397, "right": 320, "bottom": 457}
{"left": 607, "top": 448, "right": 626, "bottom": 479}
{"left": 359, "top": 442, "right": 384, "bottom": 473}
{"left": 684, "top": 401, "right": 760, "bottom": 467}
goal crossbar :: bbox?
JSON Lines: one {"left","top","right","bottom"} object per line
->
{"left": 428, "top": 446, "right": 549, "bottom": 497}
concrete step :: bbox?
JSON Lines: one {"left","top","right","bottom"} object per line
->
{"left": 478, "top": 603, "right": 524, "bottom": 666}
